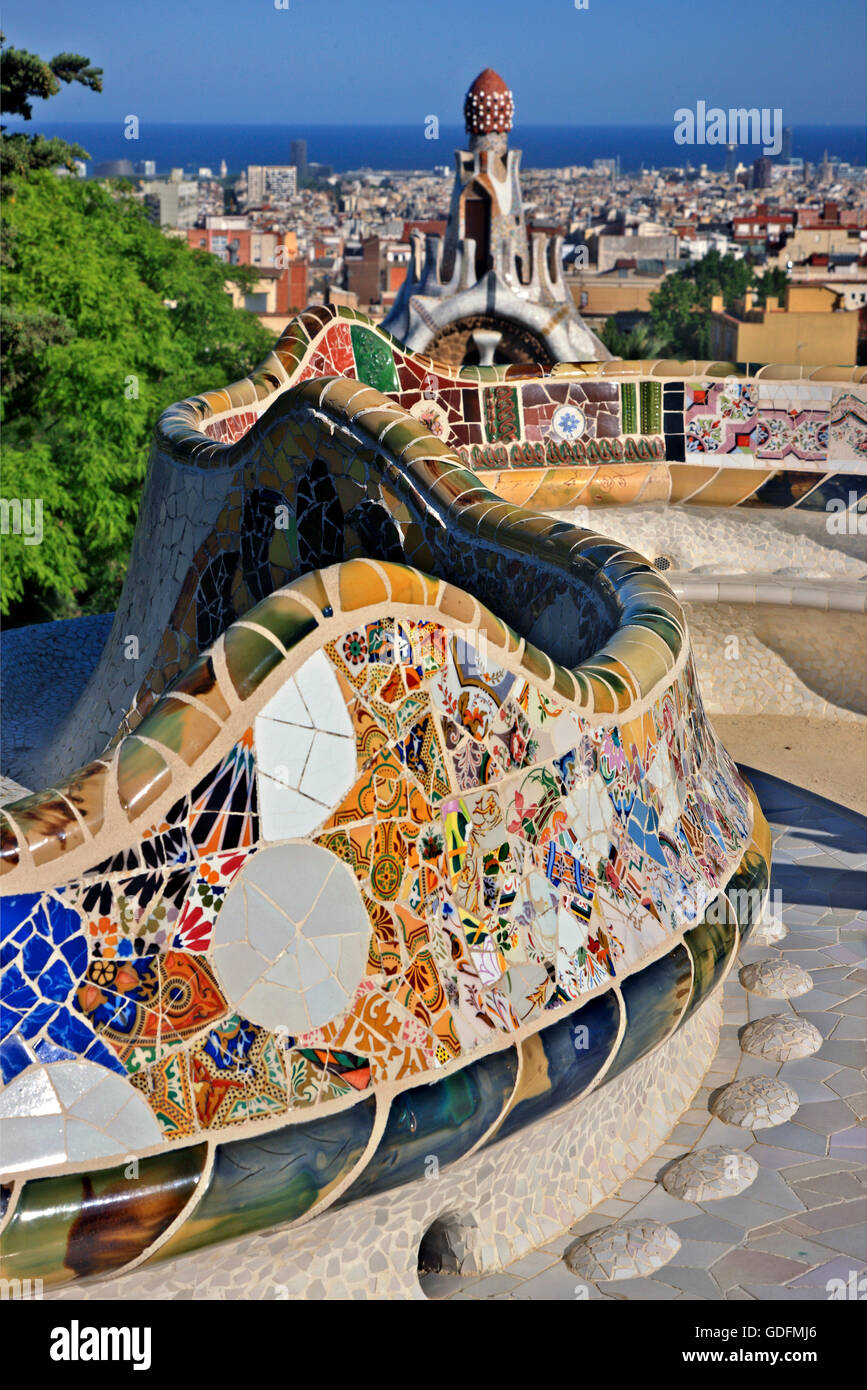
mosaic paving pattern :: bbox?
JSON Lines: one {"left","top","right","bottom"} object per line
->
{"left": 711, "top": 1076, "right": 800, "bottom": 1129}
{"left": 564, "top": 1219, "right": 681, "bottom": 1279}
{"left": 661, "top": 1146, "right": 759, "bottom": 1200}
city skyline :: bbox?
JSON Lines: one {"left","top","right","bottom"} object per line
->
{"left": 3, "top": 0, "right": 865, "bottom": 127}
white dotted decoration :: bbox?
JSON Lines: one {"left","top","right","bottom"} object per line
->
{"left": 739, "top": 1013, "right": 823, "bottom": 1061}
{"left": 711, "top": 1076, "right": 800, "bottom": 1129}
{"left": 661, "top": 1145, "right": 759, "bottom": 1200}
{"left": 739, "top": 958, "right": 813, "bottom": 999}
{"left": 564, "top": 1220, "right": 680, "bottom": 1280}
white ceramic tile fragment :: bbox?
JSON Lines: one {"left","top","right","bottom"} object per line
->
{"left": 254, "top": 720, "right": 314, "bottom": 787}
{"left": 50, "top": 1062, "right": 103, "bottom": 1109}
{"left": 255, "top": 651, "right": 357, "bottom": 841}
{"left": 0, "top": 1115, "right": 67, "bottom": 1175}
{"left": 0, "top": 1066, "right": 61, "bottom": 1119}
{"left": 64, "top": 1119, "right": 126, "bottom": 1163}
{"left": 211, "top": 844, "right": 370, "bottom": 1033}
{"left": 256, "top": 773, "right": 329, "bottom": 840}
{"left": 293, "top": 650, "right": 353, "bottom": 735}
{"left": 258, "top": 675, "right": 313, "bottom": 728}
{"left": 298, "top": 731, "right": 356, "bottom": 805}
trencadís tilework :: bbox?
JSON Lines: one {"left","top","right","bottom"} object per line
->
{"left": 0, "top": 560, "right": 769, "bottom": 1289}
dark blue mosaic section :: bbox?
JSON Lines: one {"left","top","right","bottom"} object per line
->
{"left": 0, "top": 892, "right": 123, "bottom": 1082}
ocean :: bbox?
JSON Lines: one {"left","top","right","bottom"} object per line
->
{"left": 7, "top": 121, "right": 866, "bottom": 176}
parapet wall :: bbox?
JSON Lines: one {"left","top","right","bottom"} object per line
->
{"left": 0, "top": 304, "right": 775, "bottom": 1293}
{"left": 0, "top": 557, "right": 768, "bottom": 1289}
{"left": 26, "top": 307, "right": 867, "bottom": 790}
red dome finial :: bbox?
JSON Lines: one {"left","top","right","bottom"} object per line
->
{"left": 464, "top": 69, "right": 514, "bottom": 136}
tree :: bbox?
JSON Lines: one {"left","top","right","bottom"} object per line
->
{"left": 647, "top": 272, "right": 705, "bottom": 356}
{"left": 0, "top": 40, "right": 275, "bottom": 625}
{"left": 2, "top": 174, "right": 274, "bottom": 623}
{"left": 648, "top": 253, "right": 787, "bottom": 358}
{"left": 598, "top": 317, "right": 673, "bottom": 360}
{"left": 755, "top": 265, "right": 789, "bottom": 305}
{"left": 0, "top": 33, "right": 103, "bottom": 175}
{"left": 1, "top": 38, "right": 103, "bottom": 117}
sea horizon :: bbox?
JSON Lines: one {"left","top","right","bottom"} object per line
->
{"left": 7, "top": 120, "right": 866, "bottom": 176}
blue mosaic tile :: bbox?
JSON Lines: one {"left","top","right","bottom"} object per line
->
{"left": 38, "top": 957, "right": 75, "bottom": 1004}
{"left": 44, "top": 896, "right": 83, "bottom": 944}
{"left": 18, "top": 1000, "right": 58, "bottom": 1039}
{"left": 33, "top": 1038, "right": 76, "bottom": 1064}
{"left": 0, "top": 1033, "right": 33, "bottom": 1083}
{"left": 21, "top": 932, "right": 52, "bottom": 976}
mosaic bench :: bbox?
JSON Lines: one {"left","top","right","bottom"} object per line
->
{"left": 0, "top": 311, "right": 778, "bottom": 1292}
{"left": 0, "top": 556, "right": 770, "bottom": 1291}
{"left": 17, "top": 308, "right": 866, "bottom": 793}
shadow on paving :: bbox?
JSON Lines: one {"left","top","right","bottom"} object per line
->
{"left": 769, "top": 862, "right": 867, "bottom": 913}
{"left": 740, "top": 764, "right": 867, "bottom": 857}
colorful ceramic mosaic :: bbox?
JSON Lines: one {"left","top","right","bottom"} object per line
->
{"left": 13, "top": 296, "right": 862, "bottom": 1301}
{"left": 189, "top": 307, "right": 867, "bottom": 509}
{"left": 0, "top": 557, "right": 770, "bottom": 1288}
{"left": 39, "top": 301, "right": 857, "bottom": 792}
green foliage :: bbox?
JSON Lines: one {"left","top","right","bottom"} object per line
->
{"left": 754, "top": 265, "right": 789, "bottom": 305}
{"left": 598, "top": 317, "right": 673, "bottom": 359}
{"left": 1, "top": 173, "right": 274, "bottom": 622}
{"left": 648, "top": 252, "right": 788, "bottom": 357}
{"left": 0, "top": 35, "right": 103, "bottom": 118}
{"left": 0, "top": 33, "right": 103, "bottom": 176}
{"left": 1, "top": 130, "right": 91, "bottom": 177}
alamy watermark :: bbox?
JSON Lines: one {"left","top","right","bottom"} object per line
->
{"left": 674, "top": 103, "right": 783, "bottom": 158}
{"left": 826, "top": 493, "right": 867, "bottom": 536}
{"left": 0, "top": 497, "right": 43, "bottom": 545}
{"left": 0, "top": 1277, "right": 43, "bottom": 1299}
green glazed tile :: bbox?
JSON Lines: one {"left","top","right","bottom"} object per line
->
{"left": 224, "top": 624, "right": 285, "bottom": 700}
{"left": 117, "top": 737, "right": 172, "bottom": 819}
{"left": 350, "top": 325, "right": 399, "bottom": 393}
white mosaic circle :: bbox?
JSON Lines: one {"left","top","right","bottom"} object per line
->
{"left": 661, "top": 1145, "right": 758, "bottom": 1201}
{"left": 212, "top": 843, "right": 371, "bottom": 1033}
{"left": 739, "top": 958, "right": 813, "bottom": 999}
{"left": 254, "top": 650, "right": 356, "bottom": 842}
{"left": 711, "top": 1076, "right": 800, "bottom": 1129}
{"left": 740, "top": 1013, "right": 823, "bottom": 1061}
{"left": 552, "top": 403, "right": 586, "bottom": 442}
{"left": 564, "top": 1220, "right": 680, "bottom": 1280}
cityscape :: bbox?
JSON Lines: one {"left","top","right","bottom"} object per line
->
{"left": 42, "top": 123, "right": 867, "bottom": 363}
{"left": 0, "top": 0, "right": 865, "bottom": 1337}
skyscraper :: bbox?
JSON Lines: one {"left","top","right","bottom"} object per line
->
{"left": 781, "top": 127, "right": 793, "bottom": 161}
{"left": 290, "top": 139, "right": 308, "bottom": 182}
{"left": 752, "top": 156, "right": 772, "bottom": 190}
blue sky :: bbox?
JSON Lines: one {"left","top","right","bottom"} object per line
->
{"left": 4, "top": 0, "right": 866, "bottom": 125}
